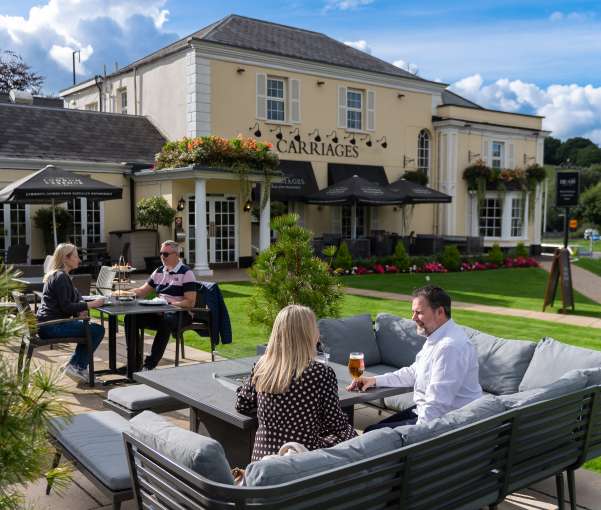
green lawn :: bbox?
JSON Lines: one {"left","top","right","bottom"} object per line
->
{"left": 340, "top": 268, "right": 601, "bottom": 319}
{"left": 574, "top": 257, "right": 601, "bottom": 278}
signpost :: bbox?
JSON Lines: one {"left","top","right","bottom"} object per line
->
{"left": 556, "top": 171, "right": 579, "bottom": 249}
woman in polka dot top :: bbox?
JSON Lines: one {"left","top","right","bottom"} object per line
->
{"left": 236, "top": 304, "right": 357, "bottom": 461}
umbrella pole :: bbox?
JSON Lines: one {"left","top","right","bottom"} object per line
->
{"left": 351, "top": 202, "right": 357, "bottom": 240}
{"left": 52, "top": 199, "right": 58, "bottom": 248}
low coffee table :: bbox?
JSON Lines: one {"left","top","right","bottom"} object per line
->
{"left": 135, "top": 356, "right": 410, "bottom": 467}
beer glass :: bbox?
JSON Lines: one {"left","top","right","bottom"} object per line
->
{"left": 348, "top": 352, "right": 365, "bottom": 381}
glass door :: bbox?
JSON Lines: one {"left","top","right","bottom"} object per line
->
{"left": 10, "top": 203, "right": 27, "bottom": 245}
{"left": 67, "top": 198, "right": 103, "bottom": 249}
{"left": 67, "top": 199, "right": 84, "bottom": 248}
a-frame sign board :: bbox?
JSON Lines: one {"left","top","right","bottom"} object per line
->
{"left": 543, "top": 248, "right": 575, "bottom": 313}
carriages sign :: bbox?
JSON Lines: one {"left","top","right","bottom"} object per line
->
{"left": 556, "top": 171, "right": 579, "bottom": 207}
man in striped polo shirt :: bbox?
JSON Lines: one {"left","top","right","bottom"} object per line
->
{"left": 128, "top": 240, "right": 197, "bottom": 370}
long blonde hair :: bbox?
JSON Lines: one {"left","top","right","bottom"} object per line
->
{"left": 43, "top": 243, "right": 78, "bottom": 282}
{"left": 252, "top": 305, "right": 319, "bottom": 394}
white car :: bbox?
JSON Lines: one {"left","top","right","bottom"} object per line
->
{"left": 584, "top": 228, "right": 600, "bottom": 240}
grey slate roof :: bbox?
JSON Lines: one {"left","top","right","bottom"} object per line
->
{"left": 64, "top": 14, "right": 442, "bottom": 91}
{"left": 441, "top": 90, "right": 482, "bottom": 109}
{"left": 0, "top": 93, "right": 64, "bottom": 108}
{"left": 0, "top": 103, "right": 166, "bottom": 164}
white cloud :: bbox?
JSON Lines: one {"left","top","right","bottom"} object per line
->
{"left": 344, "top": 39, "right": 372, "bottom": 54}
{"left": 325, "top": 0, "right": 374, "bottom": 11}
{"left": 450, "top": 74, "right": 601, "bottom": 143}
{"left": 550, "top": 11, "right": 593, "bottom": 23}
{"left": 393, "top": 59, "right": 418, "bottom": 75}
{"left": 49, "top": 44, "right": 94, "bottom": 73}
{"left": 549, "top": 11, "right": 564, "bottom": 22}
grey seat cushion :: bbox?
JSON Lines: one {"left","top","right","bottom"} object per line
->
{"left": 519, "top": 337, "right": 601, "bottom": 391}
{"left": 374, "top": 314, "right": 425, "bottom": 368}
{"left": 383, "top": 392, "right": 415, "bottom": 412}
{"left": 130, "top": 411, "right": 233, "bottom": 485}
{"left": 500, "top": 369, "right": 589, "bottom": 409}
{"left": 107, "top": 384, "right": 181, "bottom": 411}
{"left": 469, "top": 332, "right": 536, "bottom": 394}
{"left": 318, "top": 314, "right": 381, "bottom": 366}
{"left": 244, "top": 427, "right": 402, "bottom": 486}
{"left": 395, "top": 394, "right": 506, "bottom": 445}
{"left": 49, "top": 411, "right": 131, "bottom": 491}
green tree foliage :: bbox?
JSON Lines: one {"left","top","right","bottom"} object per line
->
{"left": 487, "top": 243, "right": 505, "bottom": 266}
{"left": 32, "top": 207, "right": 73, "bottom": 253}
{"left": 393, "top": 241, "right": 411, "bottom": 272}
{"left": 581, "top": 165, "right": 601, "bottom": 190}
{"left": 0, "top": 50, "right": 44, "bottom": 94}
{"left": 575, "top": 145, "right": 601, "bottom": 167}
{"left": 136, "top": 196, "right": 176, "bottom": 254}
{"left": 439, "top": 245, "right": 461, "bottom": 272}
{"left": 333, "top": 241, "right": 352, "bottom": 271}
{"left": 514, "top": 242, "right": 529, "bottom": 258}
{"left": 249, "top": 214, "right": 343, "bottom": 330}
{"left": 544, "top": 136, "right": 562, "bottom": 166}
{"left": 0, "top": 267, "right": 71, "bottom": 508}
{"left": 576, "top": 182, "right": 601, "bottom": 228}
{"left": 557, "top": 137, "right": 597, "bottom": 166}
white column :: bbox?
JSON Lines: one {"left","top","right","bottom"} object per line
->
{"left": 259, "top": 184, "right": 271, "bottom": 251}
{"left": 193, "top": 178, "right": 212, "bottom": 276}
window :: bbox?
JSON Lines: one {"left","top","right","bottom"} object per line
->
{"left": 346, "top": 89, "right": 363, "bottom": 130}
{"left": 119, "top": 89, "right": 127, "bottom": 114}
{"left": 510, "top": 197, "right": 524, "bottom": 237}
{"left": 342, "top": 205, "right": 367, "bottom": 237}
{"left": 85, "top": 102, "right": 98, "bottom": 111}
{"left": 266, "top": 77, "right": 285, "bottom": 121}
{"left": 491, "top": 141, "right": 505, "bottom": 169}
{"left": 417, "top": 129, "right": 431, "bottom": 174}
{"left": 479, "top": 198, "right": 502, "bottom": 237}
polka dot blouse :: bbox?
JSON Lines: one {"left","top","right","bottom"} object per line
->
{"left": 235, "top": 360, "right": 357, "bottom": 461}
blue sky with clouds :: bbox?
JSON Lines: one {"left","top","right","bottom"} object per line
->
{"left": 1, "top": 0, "right": 601, "bottom": 141}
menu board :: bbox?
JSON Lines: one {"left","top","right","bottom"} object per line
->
{"left": 556, "top": 171, "right": 580, "bottom": 207}
{"left": 543, "top": 248, "right": 574, "bottom": 312}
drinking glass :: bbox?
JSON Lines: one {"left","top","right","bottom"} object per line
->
{"left": 348, "top": 352, "right": 365, "bottom": 381}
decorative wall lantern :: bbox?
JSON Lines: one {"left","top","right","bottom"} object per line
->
{"left": 344, "top": 133, "right": 356, "bottom": 145}
{"left": 270, "top": 126, "right": 285, "bottom": 141}
{"left": 290, "top": 127, "right": 301, "bottom": 142}
{"left": 308, "top": 129, "right": 322, "bottom": 142}
{"left": 249, "top": 122, "right": 261, "bottom": 137}
{"left": 376, "top": 136, "right": 387, "bottom": 149}
{"left": 176, "top": 197, "right": 186, "bottom": 211}
{"left": 326, "top": 130, "right": 339, "bottom": 143}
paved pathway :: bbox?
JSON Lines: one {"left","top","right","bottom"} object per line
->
{"left": 539, "top": 258, "right": 601, "bottom": 305}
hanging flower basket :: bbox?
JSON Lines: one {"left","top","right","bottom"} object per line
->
{"left": 402, "top": 169, "right": 429, "bottom": 186}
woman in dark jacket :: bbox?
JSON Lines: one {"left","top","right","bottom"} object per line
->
{"left": 235, "top": 304, "right": 356, "bottom": 461}
{"left": 37, "top": 243, "right": 105, "bottom": 384}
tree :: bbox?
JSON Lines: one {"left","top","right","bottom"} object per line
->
{"left": 557, "top": 137, "right": 596, "bottom": 165}
{"left": 576, "top": 182, "right": 601, "bottom": 228}
{"left": 0, "top": 50, "right": 44, "bottom": 94}
{"left": 0, "top": 267, "right": 71, "bottom": 508}
{"left": 136, "top": 196, "right": 176, "bottom": 254}
{"left": 544, "top": 136, "right": 562, "bottom": 165}
{"left": 248, "top": 213, "right": 343, "bottom": 330}
{"left": 575, "top": 144, "right": 601, "bottom": 167}
{"left": 33, "top": 207, "right": 74, "bottom": 254}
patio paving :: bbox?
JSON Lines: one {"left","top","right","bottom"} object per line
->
{"left": 6, "top": 317, "right": 600, "bottom": 509}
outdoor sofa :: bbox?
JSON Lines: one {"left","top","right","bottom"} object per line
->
{"left": 48, "top": 314, "right": 601, "bottom": 509}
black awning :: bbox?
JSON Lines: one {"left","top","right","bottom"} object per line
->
{"left": 328, "top": 163, "right": 388, "bottom": 186}
{"left": 270, "top": 160, "right": 318, "bottom": 202}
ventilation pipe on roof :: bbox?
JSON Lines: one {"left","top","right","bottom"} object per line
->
{"left": 94, "top": 75, "right": 104, "bottom": 112}
{"left": 9, "top": 89, "right": 33, "bottom": 105}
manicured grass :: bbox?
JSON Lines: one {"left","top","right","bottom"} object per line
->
{"left": 574, "top": 257, "right": 601, "bottom": 278}
{"left": 340, "top": 268, "right": 601, "bottom": 319}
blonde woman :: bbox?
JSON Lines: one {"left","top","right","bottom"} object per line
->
{"left": 235, "top": 305, "right": 356, "bottom": 461}
{"left": 37, "top": 243, "right": 105, "bottom": 384}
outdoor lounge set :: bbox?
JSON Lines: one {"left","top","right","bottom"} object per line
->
{"left": 47, "top": 314, "right": 601, "bottom": 510}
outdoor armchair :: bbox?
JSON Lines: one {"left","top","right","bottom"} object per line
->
{"left": 175, "top": 294, "right": 214, "bottom": 364}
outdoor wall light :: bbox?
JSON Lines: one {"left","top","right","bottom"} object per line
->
{"left": 403, "top": 155, "right": 415, "bottom": 168}
{"left": 344, "top": 133, "right": 356, "bottom": 145}
{"left": 316, "top": 80, "right": 326, "bottom": 86}
{"left": 523, "top": 154, "right": 536, "bottom": 165}
{"left": 270, "top": 126, "right": 285, "bottom": 141}
{"left": 236, "top": 67, "right": 246, "bottom": 74}
{"left": 468, "top": 150, "right": 480, "bottom": 162}
{"left": 308, "top": 129, "right": 322, "bottom": 142}
{"left": 290, "top": 127, "right": 301, "bottom": 142}
{"left": 249, "top": 122, "right": 262, "bottom": 137}
{"left": 376, "top": 136, "right": 387, "bottom": 149}
{"left": 176, "top": 197, "right": 186, "bottom": 211}
{"left": 326, "top": 130, "right": 339, "bottom": 143}
{"left": 243, "top": 199, "right": 252, "bottom": 212}
{"left": 397, "top": 94, "right": 405, "bottom": 99}
{"left": 361, "top": 135, "right": 372, "bottom": 147}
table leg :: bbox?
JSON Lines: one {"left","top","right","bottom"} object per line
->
{"left": 108, "top": 316, "right": 117, "bottom": 371}
{"left": 125, "top": 314, "right": 137, "bottom": 381}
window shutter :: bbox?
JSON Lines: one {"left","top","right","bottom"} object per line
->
{"left": 366, "top": 90, "right": 375, "bottom": 131}
{"left": 256, "top": 73, "right": 267, "bottom": 120}
{"left": 481, "top": 137, "right": 490, "bottom": 164}
{"left": 370, "top": 206, "right": 378, "bottom": 230}
{"left": 337, "top": 86, "right": 347, "bottom": 128}
{"left": 290, "top": 78, "right": 301, "bottom": 123}
{"left": 331, "top": 206, "right": 342, "bottom": 234}
{"left": 508, "top": 142, "right": 515, "bottom": 169}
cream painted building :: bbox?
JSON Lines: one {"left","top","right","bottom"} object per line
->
{"left": 59, "top": 14, "right": 547, "bottom": 273}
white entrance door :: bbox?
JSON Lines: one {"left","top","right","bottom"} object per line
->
{"left": 66, "top": 198, "right": 103, "bottom": 249}
{"left": 186, "top": 195, "right": 238, "bottom": 265}
{"left": 2, "top": 204, "right": 31, "bottom": 260}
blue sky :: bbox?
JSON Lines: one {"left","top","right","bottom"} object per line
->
{"left": 2, "top": 0, "right": 601, "bottom": 141}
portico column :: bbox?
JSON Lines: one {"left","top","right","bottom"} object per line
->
{"left": 194, "top": 178, "right": 212, "bottom": 276}
{"left": 259, "top": 183, "right": 271, "bottom": 252}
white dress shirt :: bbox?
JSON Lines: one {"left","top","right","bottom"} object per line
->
{"left": 374, "top": 319, "right": 482, "bottom": 424}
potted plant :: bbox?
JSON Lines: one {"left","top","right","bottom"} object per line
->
{"left": 136, "top": 196, "right": 176, "bottom": 271}
{"left": 33, "top": 206, "right": 74, "bottom": 253}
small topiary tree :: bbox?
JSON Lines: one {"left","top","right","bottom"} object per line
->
{"left": 487, "top": 243, "right": 504, "bottom": 266}
{"left": 33, "top": 206, "right": 73, "bottom": 253}
{"left": 136, "top": 196, "right": 176, "bottom": 255}
{"left": 333, "top": 241, "right": 352, "bottom": 271}
{"left": 393, "top": 241, "right": 411, "bottom": 272}
{"left": 514, "top": 242, "right": 529, "bottom": 258}
{"left": 249, "top": 214, "right": 343, "bottom": 331}
{"left": 439, "top": 245, "right": 461, "bottom": 272}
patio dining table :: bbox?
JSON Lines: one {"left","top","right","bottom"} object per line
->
{"left": 135, "top": 356, "right": 411, "bottom": 467}
{"left": 12, "top": 276, "right": 44, "bottom": 293}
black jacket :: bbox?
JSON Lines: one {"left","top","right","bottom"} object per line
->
{"left": 37, "top": 270, "right": 87, "bottom": 322}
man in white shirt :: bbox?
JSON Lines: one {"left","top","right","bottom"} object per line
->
{"left": 348, "top": 285, "right": 482, "bottom": 430}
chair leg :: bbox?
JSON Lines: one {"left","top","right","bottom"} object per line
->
{"left": 567, "top": 469, "right": 577, "bottom": 510}
{"left": 180, "top": 335, "right": 185, "bottom": 360}
{"left": 555, "top": 472, "right": 566, "bottom": 510}
{"left": 45, "top": 451, "right": 62, "bottom": 495}
{"left": 174, "top": 332, "right": 180, "bottom": 367}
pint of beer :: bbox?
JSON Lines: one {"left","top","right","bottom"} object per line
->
{"left": 348, "top": 352, "right": 365, "bottom": 380}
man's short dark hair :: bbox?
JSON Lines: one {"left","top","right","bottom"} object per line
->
{"left": 412, "top": 285, "right": 452, "bottom": 318}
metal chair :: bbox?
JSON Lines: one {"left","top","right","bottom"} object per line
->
{"left": 71, "top": 273, "right": 92, "bottom": 296}
{"left": 12, "top": 291, "right": 95, "bottom": 386}
{"left": 175, "top": 293, "right": 214, "bottom": 364}
{"left": 95, "top": 266, "right": 116, "bottom": 329}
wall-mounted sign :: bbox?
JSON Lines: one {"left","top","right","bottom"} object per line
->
{"left": 276, "top": 139, "right": 359, "bottom": 158}
{"left": 556, "top": 171, "right": 579, "bottom": 207}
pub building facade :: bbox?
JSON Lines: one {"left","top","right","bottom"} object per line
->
{"left": 58, "top": 14, "right": 546, "bottom": 274}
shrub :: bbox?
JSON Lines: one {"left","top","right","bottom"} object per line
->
{"left": 33, "top": 207, "right": 73, "bottom": 254}
{"left": 393, "top": 241, "right": 411, "bottom": 272}
{"left": 333, "top": 241, "right": 353, "bottom": 271}
{"left": 439, "top": 245, "right": 462, "bottom": 272}
{"left": 136, "top": 196, "right": 177, "bottom": 255}
{"left": 249, "top": 214, "right": 342, "bottom": 330}
{"left": 514, "top": 242, "right": 529, "bottom": 258}
{"left": 487, "top": 243, "right": 504, "bottom": 266}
